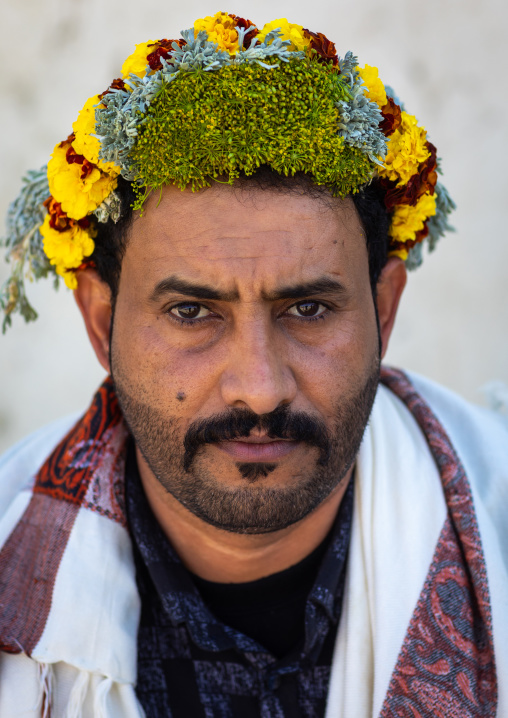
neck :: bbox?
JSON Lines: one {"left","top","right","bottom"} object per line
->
{"left": 135, "top": 446, "right": 353, "bottom": 583}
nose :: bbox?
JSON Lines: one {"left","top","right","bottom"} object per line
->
{"left": 219, "top": 317, "right": 297, "bottom": 415}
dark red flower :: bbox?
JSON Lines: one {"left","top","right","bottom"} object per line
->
{"left": 303, "top": 29, "right": 338, "bottom": 67}
{"left": 420, "top": 142, "right": 438, "bottom": 190}
{"left": 381, "top": 141, "right": 438, "bottom": 211}
{"left": 56, "top": 136, "right": 98, "bottom": 181}
{"left": 65, "top": 143, "right": 96, "bottom": 181}
{"left": 146, "top": 39, "right": 185, "bottom": 72}
{"left": 78, "top": 259, "right": 97, "bottom": 270}
{"left": 44, "top": 197, "right": 70, "bottom": 233}
{"left": 59, "top": 132, "right": 76, "bottom": 147}
{"left": 379, "top": 97, "right": 402, "bottom": 137}
{"left": 230, "top": 15, "right": 258, "bottom": 47}
{"left": 99, "top": 78, "right": 127, "bottom": 100}
{"left": 414, "top": 224, "right": 430, "bottom": 244}
{"left": 43, "top": 197, "right": 91, "bottom": 233}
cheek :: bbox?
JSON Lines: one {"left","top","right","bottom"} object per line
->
{"left": 111, "top": 307, "right": 228, "bottom": 415}
{"left": 290, "top": 307, "right": 379, "bottom": 414}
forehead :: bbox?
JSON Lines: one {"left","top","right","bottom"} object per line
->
{"left": 120, "top": 183, "right": 368, "bottom": 294}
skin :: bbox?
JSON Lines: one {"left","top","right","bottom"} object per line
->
{"left": 75, "top": 183, "right": 406, "bottom": 582}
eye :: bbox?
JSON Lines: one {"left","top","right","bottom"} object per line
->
{"left": 286, "top": 301, "right": 327, "bottom": 318}
{"left": 169, "top": 303, "right": 212, "bottom": 320}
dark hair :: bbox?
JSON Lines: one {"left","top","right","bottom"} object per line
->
{"left": 91, "top": 168, "right": 390, "bottom": 300}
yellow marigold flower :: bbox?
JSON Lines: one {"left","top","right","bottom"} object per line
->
{"left": 47, "top": 142, "right": 118, "bottom": 221}
{"left": 41, "top": 215, "right": 95, "bottom": 288}
{"left": 379, "top": 111, "right": 430, "bottom": 186}
{"left": 194, "top": 12, "right": 239, "bottom": 54}
{"left": 389, "top": 191, "right": 437, "bottom": 245}
{"left": 258, "top": 19, "right": 310, "bottom": 51}
{"left": 358, "top": 65, "right": 387, "bottom": 108}
{"left": 389, "top": 246, "right": 410, "bottom": 261}
{"left": 121, "top": 40, "right": 156, "bottom": 78}
{"left": 72, "top": 95, "right": 121, "bottom": 175}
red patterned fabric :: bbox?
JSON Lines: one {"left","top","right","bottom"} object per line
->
{"left": 34, "top": 377, "right": 123, "bottom": 504}
{"left": 0, "top": 494, "right": 79, "bottom": 654}
{"left": 0, "top": 376, "right": 127, "bottom": 655}
{"left": 380, "top": 367, "right": 497, "bottom": 717}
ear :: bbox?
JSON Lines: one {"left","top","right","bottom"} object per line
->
{"left": 375, "top": 257, "right": 407, "bottom": 359}
{"left": 73, "top": 269, "right": 113, "bottom": 373}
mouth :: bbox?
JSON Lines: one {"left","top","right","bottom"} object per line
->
{"left": 216, "top": 435, "right": 299, "bottom": 462}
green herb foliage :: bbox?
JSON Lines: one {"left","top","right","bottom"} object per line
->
{"left": 131, "top": 58, "right": 376, "bottom": 209}
{"left": 0, "top": 166, "right": 54, "bottom": 332}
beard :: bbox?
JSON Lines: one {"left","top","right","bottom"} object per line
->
{"left": 112, "top": 356, "right": 380, "bottom": 535}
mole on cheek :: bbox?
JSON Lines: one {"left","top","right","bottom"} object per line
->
{"left": 176, "top": 391, "right": 186, "bottom": 402}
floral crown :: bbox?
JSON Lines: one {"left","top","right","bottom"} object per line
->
{"left": 0, "top": 13, "right": 455, "bottom": 331}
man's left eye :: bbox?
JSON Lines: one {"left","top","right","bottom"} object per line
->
{"left": 287, "top": 301, "right": 326, "bottom": 318}
{"left": 170, "top": 303, "right": 211, "bottom": 320}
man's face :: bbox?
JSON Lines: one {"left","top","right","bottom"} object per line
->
{"left": 109, "top": 184, "right": 381, "bottom": 534}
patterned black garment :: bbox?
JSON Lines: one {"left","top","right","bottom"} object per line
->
{"left": 125, "top": 439, "right": 354, "bottom": 718}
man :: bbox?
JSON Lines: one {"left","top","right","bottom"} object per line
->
{"left": 0, "top": 13, "right": 507, "bottom": 718}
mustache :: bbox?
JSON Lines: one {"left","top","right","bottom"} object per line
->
{"left": 183, "top": 404, "right": 331, "bottom": 471}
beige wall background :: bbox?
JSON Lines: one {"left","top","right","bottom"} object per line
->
{"left": 1, "top": 0, "right": 507, "bottom": 454}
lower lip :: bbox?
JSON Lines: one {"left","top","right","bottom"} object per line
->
{"left": 217, "top": 440, "right": 299, "bottom": 462}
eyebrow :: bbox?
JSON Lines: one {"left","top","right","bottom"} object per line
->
{"left": 263, "top": 277, "right": 348, "bottom": 301}
{"left": 150, "top": 276, "right": 239, "bottom": 303}
{"left": 149, "top": 275, "right": 347, "bottom": 303}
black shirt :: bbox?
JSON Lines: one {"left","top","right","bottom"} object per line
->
{"left": 191, "top": 530, "right": 331, "bottom": 659}
{"left": 125, "top": 438, "right": 354, "bottom": 717}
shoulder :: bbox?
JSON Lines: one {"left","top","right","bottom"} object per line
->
{"left": 0, "top": 415, "right": 79, "bottom": 545}
{"left": 406, "top": 370, "right": 508, "bottom": 485}
{"left": 388, "top": 369, "right": 508, "bottom": 550}
{"left": 407, "top": 370, "right": 508, "bottom": 453}
{"left": 381, "top": 367, "right": 508, "bottom": 473}
{"left": 0, "top": 415, "right": 81, "bottom": 478}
